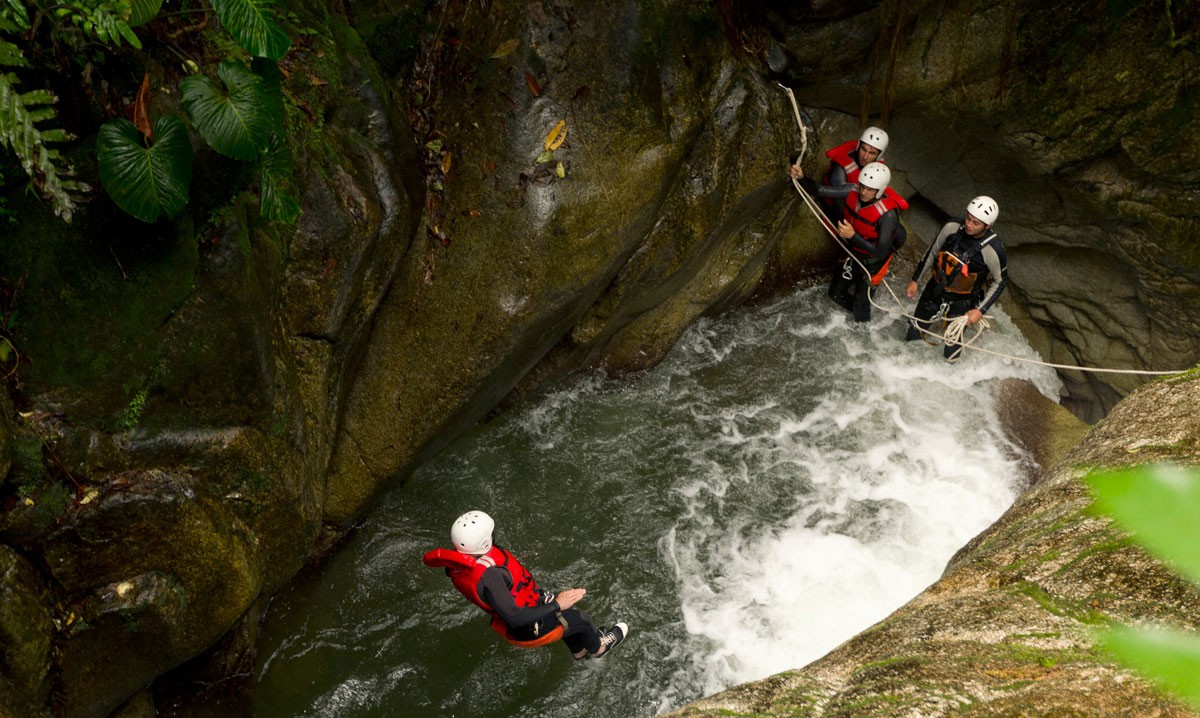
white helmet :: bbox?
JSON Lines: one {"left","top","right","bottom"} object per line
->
{"left": 451, "top": 510, "right": 494, "bottom": 555}
{"left": 858, "top": 162, "right": 891, "bottom": 192}
{"left": 966, "top": 196, "right": 999, "bottom": 225}
{"left": 859, "top": 126, "right": 889, "bottom": 153}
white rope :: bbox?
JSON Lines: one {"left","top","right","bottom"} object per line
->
{"left": 775, "top": 83, "right": 1190, "bottom": 378}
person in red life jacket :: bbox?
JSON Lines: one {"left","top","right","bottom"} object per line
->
{"left": 789, "top": 160, "right": 908, "bottom": 322}
{"left": 904, "top": 196, "right": 1008, "bottom": 361}
{"left": 423, "top": 510, "right": 629, "bottom": 660}
{"left": 817, "top": 126, "right": 889, "bottom": 226}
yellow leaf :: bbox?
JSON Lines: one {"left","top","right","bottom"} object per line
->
{"left": 491, "top": 38, "right": 520, "bottom": 58}
{"left": 440, "top": 151, "right": 452, "bottom": 174}
{"left": 555, "top": 161, "right": 565, "bottom": 178}
{"left": 544, "top": 120, "right": 567, "bottom": 151}
{"left": 22, "top": 497, "right": 34, "bottom": 507}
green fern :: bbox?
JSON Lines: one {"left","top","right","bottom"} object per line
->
{"left": 0, "top": 39, "right": 85, "bottom": 221}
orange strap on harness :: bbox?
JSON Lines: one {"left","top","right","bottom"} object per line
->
{"left": 490, "top": 614, "right": 566, "bottom": 648}
{"left": 869, "top": 255, "right": 892, "bottom": 286}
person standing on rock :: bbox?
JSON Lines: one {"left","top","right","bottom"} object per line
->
{"left": 423, "top": 510, "right": 629, "bottom": 660}
{"left": 789, "top": 159, "right": 909, "bottom": 322}
{"left": 904, "top": 196, "right": 1008, "bottom": 361}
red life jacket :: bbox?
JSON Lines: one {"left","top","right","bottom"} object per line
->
{"left": 824, "top": 139, "right": 864, "bottom": 185}
{"left": 840, "top": 187, "right": 909, "bottom": 284}
{"left": 423, "top": 546, "right": 563, "bottom": 648}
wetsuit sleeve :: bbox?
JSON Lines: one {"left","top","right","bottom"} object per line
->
{"left": 826, "top": 163, "right": 849, "bottom": 188}
{"left": 911, "top": 221, "right": 958, "bottom": 282}
{"left": 477, "top": 567, "right": 560, "bottom": 629}
{"left": 976, "top": 240, "right": 1008, "bottom": 313}
{"left": 813, "top": 183, "right": 854, "bottom": 202}
{"left": 848, "top": 210, "right": 897, "bottom": 260}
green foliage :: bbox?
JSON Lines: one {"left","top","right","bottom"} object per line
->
{"left": 1088, "top": 464, "right": 1200, "bottom": 711}
{"left": 209, "top": 0, "right": 290, "bottom": 60}
{"left": 118, "top": 386, "right": 149, "bottom": 430}
{"left": 52, "top": 0, "right": 142, "bottom": 49}
{"left": 0, "top": 0, "right": 31, "bottom": 31}
{"left": 181, "top": 59, "right": 279, "bottom": 161}
{"left": 0, "top": 39, "right": 85, "bottom": 221}
{"left": 127, "top": 0, "right": 162, "bottom": 27}
{"left": 2, "top": 0, "right": 298, "bottom": 225}
{"left": 260, "top": 134, "right": 298, "bottom": 224}
{"left": 97, "top": 116, "right": 193, "bottom": 222}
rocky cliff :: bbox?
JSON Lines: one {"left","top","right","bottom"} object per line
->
{"left": 0, "top": 1, "right": 1197, "bottom": 716}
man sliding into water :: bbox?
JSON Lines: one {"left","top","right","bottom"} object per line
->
{"left": 424, "top": 510, "right": 629, "bottom": 660}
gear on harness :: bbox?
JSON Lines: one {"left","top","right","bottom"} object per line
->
{"left": 842, "top": 258, "right": 854, "bottom": 281}
{"left": 914, "top": 301, "right": 951, "bottom": 346}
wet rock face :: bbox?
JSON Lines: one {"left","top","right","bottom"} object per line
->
{"left": 322, "top": 0, "right": 826, "bottom": 523}
{"left": 763, "top": 0, "right": 1200, "bottom": 421}
{"left": 0, "top": 7, "right": 418, "bottom": 716}
{"left": 662, "top": 373, "right": 1200, "bottom": 718}
{"left": 0, "top": 546, "right": 53, "bottom": 718}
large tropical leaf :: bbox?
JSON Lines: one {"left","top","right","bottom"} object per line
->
{"left": 209, "top": 0, "right": 290, "bottom": 60}
{"left": 259, "top": 134, "right": 300, "bottom": 224}
{"left": 97, "top": 116, "right": 192, "bottom": 223}
{"left": 251, "top": 57, "right": 284, "bottom": 130}
{"left": 180, "top": 60, "right": 277, "bottom": 161}
{"left": 1102, "top": 625, "right": 1200, "bottom": 711}
{"left": 1088, "top": 464, "right": 1200, "bottom": 586}
{"left": 129, "top": 0, "right": 163, "bottom": 27}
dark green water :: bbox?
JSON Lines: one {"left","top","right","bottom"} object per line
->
{"left": 253, "top": 287, "right": 1060, "bottom": 718}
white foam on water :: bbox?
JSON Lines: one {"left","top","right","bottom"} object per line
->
{"left": 654, "top": 288, "right": 1061, "bottom": 708}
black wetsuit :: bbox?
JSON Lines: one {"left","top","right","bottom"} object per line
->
{"left": 798, "top": 176, "right": 906, "bottom": 322}
{"left": 905, "top": 219, "right": 1008, "bottom": 359}
{"left": 477, "top": 567, "right": 602, "bottom": 655}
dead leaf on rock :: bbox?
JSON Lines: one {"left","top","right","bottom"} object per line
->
{"left": 491, "top": 38, "right": 519, "bottom": 58}
{"left": 544, "top": 119, "right": 567, "bottom": 151}
{"left": 525, "top": 71, "right": 542, "bottom": 96}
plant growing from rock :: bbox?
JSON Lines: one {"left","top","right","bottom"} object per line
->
{"left": 1088, "top": 464, "right": 1200, "bottom": 711}
{"left": 0, "top": 0, "right": 299, "bottom": 224}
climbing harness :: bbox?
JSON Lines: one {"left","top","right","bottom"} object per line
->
{"left": 776, "top": 83, "right": 1190, "bottom": 377}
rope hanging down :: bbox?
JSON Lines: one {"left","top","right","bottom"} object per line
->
{"left": 775, "top": 83, "right": 1189, "bottom": 377}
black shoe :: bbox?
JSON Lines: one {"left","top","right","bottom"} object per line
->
{"left": 591, "top": 622, "right": 628, "bottom": 658}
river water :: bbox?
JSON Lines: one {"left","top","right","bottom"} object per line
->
{"left": 253, "top": 286, "right": 1061, "bottom": 718}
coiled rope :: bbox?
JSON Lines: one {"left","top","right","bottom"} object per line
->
{"left": 776, "top": 83, "right": 1189, "bottom": 377}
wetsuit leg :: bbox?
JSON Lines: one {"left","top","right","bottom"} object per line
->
{"left": 905, "top": 282, "right": 943, "bottom": 341}
{"left": 558, "top": 608, "right": 601, "bottom": 655}
{"left": 850, "top": 266, "right": 873, "bottom": 322}
{"left": 828, "top": 260, "right": 855, "bottom": 313}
